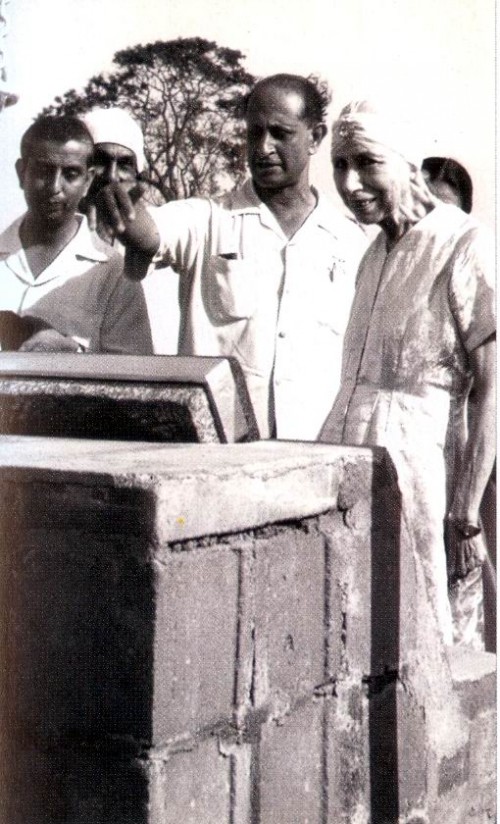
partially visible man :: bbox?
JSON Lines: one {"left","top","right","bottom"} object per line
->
{"left": 0, "top": 115, "right": 152, "bottom": 353}
{"left": 80, "top": 107, "right": 147, "bottom": 244}
{"left": 90, "top": 75, "right": 366, "bottom": 438}
{"left": 80, "top": 107, "right": 180, "bottom": 354}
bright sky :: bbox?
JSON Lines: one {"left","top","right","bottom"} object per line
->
{"left": 0, "top": 0, "right": 495, "bottom": 228}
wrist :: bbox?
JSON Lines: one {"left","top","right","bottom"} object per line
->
{"left": 446, "top": 515, "right": 482, "bottom": 539}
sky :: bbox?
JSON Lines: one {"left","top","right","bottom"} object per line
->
{"left": 0, "top": 0, "right": 495, "bottom": 228}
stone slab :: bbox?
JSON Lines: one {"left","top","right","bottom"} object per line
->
{"left": 252, "top": 530, "right": 326, "bottom": 704}
{"left": 0, "top": 437, "right": 383, "bottom": 542}
{"left": 0, "top": 352, "right": 259, "bottom": 443}
{"left": 156, "top": 738, "right": 232, "bottom": 824}
{"left": 258, "top": 701, "right": 324, "bottom": 824}
{"left": 152, "top": 547, "right": 240, "bottom": 740}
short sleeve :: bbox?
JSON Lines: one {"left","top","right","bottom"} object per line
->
{"left": 148, "top": 199, "right": 212, "bottom": 274}
{"left": 448, "top": 225, "right": 496, "bottom": 353}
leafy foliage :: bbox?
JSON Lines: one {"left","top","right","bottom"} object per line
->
{"left": 42, "top": 38, "right": 255, "bottom": 203}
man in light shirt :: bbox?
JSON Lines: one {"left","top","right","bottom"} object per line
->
{"left": 80, "top": 107, "right": 180, "bottom": 354}
{"left": 0, "top": 115, "right": 152, "bottom": 353}
{"left": 91, "top": 74, "right": 366, "bottom": 437}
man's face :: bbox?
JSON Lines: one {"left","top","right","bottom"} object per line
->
{"left": 246, "top": 86, "right": 321, "bottom": 193}
{"left": 92, "top": 142, "right": 138, "bottom": 186}
{"left": 16, "top": 138, "right": 93, "bottom": 229}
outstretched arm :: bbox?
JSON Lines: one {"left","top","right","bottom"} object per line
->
{"left": 86, "top": 182, "right": 160, "bottom": 278}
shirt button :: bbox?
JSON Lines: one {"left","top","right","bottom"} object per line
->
{"left": 278, "top": 331, "right": 286, "bottom": 338}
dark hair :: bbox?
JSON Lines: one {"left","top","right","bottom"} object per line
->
{"left": 20, "top": 116, "right": 94, "bottom": 163}
{"left": 244, "top": 73, "right": 331, "bottom": 127}
{"left": 421, "top": 156, "right": 473, "bottom": 214}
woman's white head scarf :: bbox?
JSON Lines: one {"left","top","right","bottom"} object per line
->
{"left": 331, "top": 100, "right": 424, "bottom": 169}
{"left": 81, "top": 108, "right": 146, "bottom": 173}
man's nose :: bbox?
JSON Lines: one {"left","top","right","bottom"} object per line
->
{"left": 256, "top": 131, "right": 275, "bottom": 155}
{"left": 103, "top": 159, "right": 119, "bottom": 183}
{"left": 47, "top": 169, "right": 62, "bottom": 194}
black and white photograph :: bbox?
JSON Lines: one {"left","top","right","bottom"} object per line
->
{"left": 0, "top": 0, "right": 495, "bottom": 821}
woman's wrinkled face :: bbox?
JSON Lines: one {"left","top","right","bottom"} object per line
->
{"left": 332, "top": 135, "right": 412, "bottom": 225}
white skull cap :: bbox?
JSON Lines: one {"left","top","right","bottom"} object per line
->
{"left": 331, "top": 100, "right": 424, "bottom": 169}
{"left": 81, "top": 108, "right": 146, "bottom": 173}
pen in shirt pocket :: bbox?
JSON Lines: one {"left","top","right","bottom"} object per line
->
{"left": 329, "top": 257, "right": 346, "bottom": 281}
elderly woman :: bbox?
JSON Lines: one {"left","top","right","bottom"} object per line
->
{"left": 320, "top": 102, "right": 495, "bottom": 647}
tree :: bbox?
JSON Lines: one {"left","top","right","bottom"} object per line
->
{"left": 42, "top": 38, "right": 256, "bottom": 203}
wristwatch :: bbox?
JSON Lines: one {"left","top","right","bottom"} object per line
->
{"left": 447, "top": 517, "right": 482, "bottom": 539}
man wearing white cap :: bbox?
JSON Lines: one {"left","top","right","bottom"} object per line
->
{"left": 80, "top": 108, "right": 147, "bottom": 243}
{"left": 81, "top": 107, "right": 180, "bottom": 354}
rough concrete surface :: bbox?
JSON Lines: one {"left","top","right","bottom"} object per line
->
{"left": 0, "top": 438, "right": 495, "bottom": 824}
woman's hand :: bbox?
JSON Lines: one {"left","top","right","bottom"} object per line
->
{"left": 445, "top": 520, "right": 486, "bottom": 583}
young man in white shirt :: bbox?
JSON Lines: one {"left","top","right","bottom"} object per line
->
{"left": 0, "top": 115, "right": 152, "bottom": 354}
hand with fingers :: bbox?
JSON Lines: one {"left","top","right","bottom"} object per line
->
{"left": 445, "top": 518, "right": 486, "bottom": 585}
{"left": 81, "top": 180, "right": 160, "bottom": 276}
{"left": 81, "top": 180, "right": 147, "bottom": 243}
{"left": 18, "top": 329, "right": 83, "bottom": 353}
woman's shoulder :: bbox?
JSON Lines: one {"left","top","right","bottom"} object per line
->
{"left": 428, "top": 203, "right": 492, "bottom": 242}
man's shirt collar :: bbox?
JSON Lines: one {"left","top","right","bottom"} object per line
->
{"left": 224, "top": 178, "right": 360, "bottom": 241}
{"left": 0, "top": 214, "right": 111, "bottom": 264}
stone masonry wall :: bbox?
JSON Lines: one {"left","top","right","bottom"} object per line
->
{"left": 0, "top": 437, "right": 495, "bottom": 824}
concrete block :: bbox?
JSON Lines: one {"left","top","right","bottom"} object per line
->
{"left": 429, "top": 781, "right": 494, "bottom": 824}
{"left": 0, "top": 514, "right": 157, "bottom": 744}
{"left": 154, "top": 737, "right": 232, "bottom": 824}
{"left": 0, "top": 438, "right": 491, "bottom": 824}
{"left": 258, "top": 700, "right": 324, "bottom": 824}
{"left": 449, "top": 648, "right": 496, "bottom": 719}
{"left": 321, "top": 505, "right": 372, "bottom": 678}
{"left": 438, "top": 745, "right": 470, "bottom": 795}
{"left": 325, "top": 679, "right": 370, "bottom": 824}
{"left": 468, "top": 709, "right": 497, "bottom": 788}
{"left": 1, "top": 504, "right": 240, "bottom": 746}
{"left": 395, "top": 681, "right": 427, "bottom": 816}
{"left": 325, "top": 675, "right": 427, "bottom": 823}
{"left": 320, "top": 451, "right": 404, "bottom": 679}
{"left": 0, "top": 352, "right": 259, "bottom": 443}
{"left": 152, "top": 546, "right": 239, "bottom": 741}
{"left": 252, "top": 529, "right": 326, "bottom": 705}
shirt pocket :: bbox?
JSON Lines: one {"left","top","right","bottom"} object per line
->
{"left": 204, "top": 255, "right": 258, "bottom": 323}
{"left": 311, "top": 259, "right": 353, "bottom": 336}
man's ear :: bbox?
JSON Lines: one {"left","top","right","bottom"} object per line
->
{"left": 15, "top": 158, "right": 25, "bottom": 190}
{"left": 309, "top": 123, "right": 328, "bottom": 155}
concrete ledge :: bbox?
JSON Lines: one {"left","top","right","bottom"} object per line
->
{"left": 0, "top": 436, "right": 391, "bottom": 542}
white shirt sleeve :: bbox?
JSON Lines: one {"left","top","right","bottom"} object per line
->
{"left": 147, "top": 199, "right": 212, "bottom": 275}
